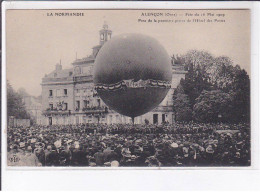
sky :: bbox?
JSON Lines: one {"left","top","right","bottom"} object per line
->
{"left": 6, "top": 9, "right": 250, "bottom": 96}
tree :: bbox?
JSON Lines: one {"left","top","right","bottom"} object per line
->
{"left": 207, "top": 56, "right": 240, "bottom": 91}
{"left": 193, "top": 90, "right": 233, "bottom": 123}
{"left": 180, "top": 51, "right": 240, "bottom": 91}
{"left": 174, "top": 79, "right": 185, "bottom": 94}
{"left": 181, "top": 50, "right": 214, "bottom": 72}
{"left": 230, "top": 69, "right": 250, "bottom": 122}
{"left": 172, "top": 49, "right": 250, "bottom": 124}
{"left": 179, "top": 64, "right": 213, "bottom": 107}
{"left": 7, "top": 81, "right": 31, "bottom": 119}
{"left": 171, "top": 50, "right": 215, "bottom": 107}
{"left": 17, "top": 87, "right": 29, "bottom": 97}
{"left": 173, "top": 93, "right": 192, "bottom": 122}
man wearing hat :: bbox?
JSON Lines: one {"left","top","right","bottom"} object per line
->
{"left": 44, "top": 145, "right": 52, "bottom": 164}
{"left": 34, "top": 142, "right": 46, "bottom": 166}
{"left": 205, "top": 145, "right": 215, "bottom": 165}
{"left": 71, "top": 144, "right": 86, "bottom": 166}
{"left": 145, "top": 156, "right": 161, "bottom": 167}
{"left": 94, "top": 150, "right": 105, "bottom": 166}
{"left": 23, "top": 146, "right": 42, "bottom": 166}
{"left": 45, "top": 145, "right": 59, "bottom": 166}
{"left": 103, "top": 147, "right": 119, "bottom": 163}
{"left": 58, "top": 147, "right": 70, "bottom": 166}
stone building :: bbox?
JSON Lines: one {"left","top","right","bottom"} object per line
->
{"left": 41, "top": 23, "right": 186, "bottom": 125}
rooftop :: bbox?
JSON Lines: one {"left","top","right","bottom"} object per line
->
{"left": 72, "top": 55, "right": 95, "bottom": 65}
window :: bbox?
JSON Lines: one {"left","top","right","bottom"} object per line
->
{"left": 162, "top": 114, "right": 165, "bottom": 123}
{"left": 49, "top": 90, "right": 53, "bottom": 97}
{"left": 63, "top": 103, "right": 68, "bottom": 110}
{"left": 97, "top": 99, "right": 101, "bottom": 107}
{"left": 64, "top": 89, "right": 68, "bottom": 96}
{"left": 49, "top": 103, "right": 53, "bottom": 110}
{"left": 153, "top": 114, "right": 158, "bottom": 124}
{"left": 76, "top": 101, "right": 80, "bottom": 110}
{"left": 48, "top": 117, "right": 52, "bottom": 125}
{"left": 83, "top": 100, "right": 89, "bottom": 108}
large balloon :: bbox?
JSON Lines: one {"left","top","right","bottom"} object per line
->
{"left": 94, "top": 33, "right": 172, "bottom": 118}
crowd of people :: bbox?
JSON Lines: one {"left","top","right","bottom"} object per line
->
{"left": 7, "top": 122, "right": 250, "bottom": 167}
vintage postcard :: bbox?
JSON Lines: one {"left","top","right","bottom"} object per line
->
{"left": 4, "top": 7, "right": 251, "bottom": 169}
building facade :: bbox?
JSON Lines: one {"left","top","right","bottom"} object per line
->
{"left": 41, "top": 23, "right": 186, "bottom": 125}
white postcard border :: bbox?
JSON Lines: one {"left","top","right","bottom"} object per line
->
{"left": 1, "top": 1, "right": 260, "bottom": 190}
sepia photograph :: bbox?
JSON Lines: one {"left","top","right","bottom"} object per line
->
{"left": 4, "top": 8, "right": 251, "bottom": 168}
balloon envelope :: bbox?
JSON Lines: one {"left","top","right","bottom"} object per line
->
{"left": 94, "top": 33, "right": 172, "bottom": 118}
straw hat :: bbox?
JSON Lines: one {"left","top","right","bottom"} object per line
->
{"left": 19, "top": 142, "right": 25, "bottom": 148}
{"left": 131, "top": 155, "right": 137, "bottom": 160}
{"left": 89, "top": 162, "right": 96, "bottom": 167}
{"left": 111, "top": 160, "right": 119, "bottom": 167}
{"left": 54, "top": 140, "right": 62, "bottom": 148}
{"left": 170, "top": 142, "right": 178, "bottom": 148}
{"left": 206, "top": 145, "right": 214, "bottom": 154}
{"left": 104, "top": 162, "right": 111, "bottom": 167}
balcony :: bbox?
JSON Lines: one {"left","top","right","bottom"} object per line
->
{"left": 43, "top": 108, "right": 71, "bottom": 116}
{"left": 82, "top": 106, "right": 108, "bottom": 115}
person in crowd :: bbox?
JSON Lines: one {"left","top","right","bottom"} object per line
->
{"left": 7, "top": 122, "right": 250, "bottom": 167}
